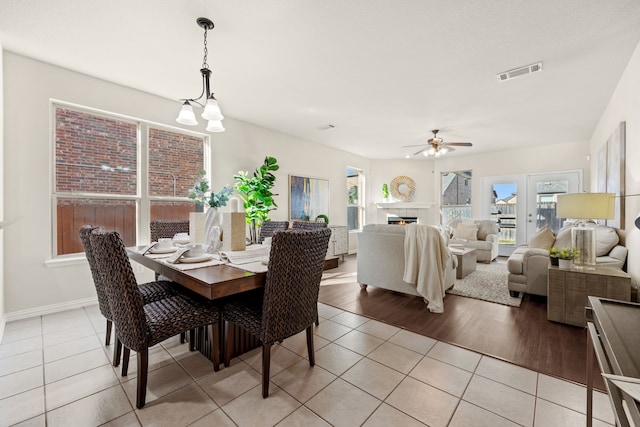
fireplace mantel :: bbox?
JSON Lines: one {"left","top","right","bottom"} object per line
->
{"left": 375, "top": 202, "right": 434, "bottom": 209}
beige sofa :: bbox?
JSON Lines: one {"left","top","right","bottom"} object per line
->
{"left": 507, "top": 225, "right": 627, "bottom": 297}
{"left": 357, "top": 224, "right": 457, "bottom": 298}
{"left": 448, "top": 219, "right": 500, "bottom": 263}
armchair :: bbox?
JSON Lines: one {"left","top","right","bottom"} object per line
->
{"left": 448, "top": 219, "right": 500, "bottom": 263}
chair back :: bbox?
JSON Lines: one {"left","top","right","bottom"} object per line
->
{"left": 258, "top": 221, "right": 289, "bottom": 243}
{"left": 261, "top": 228, "right": 331, "bottom": 343}
{"left": 291, "top": 221, "right": 328, "bottom": 230}
{"left": 90, "top": 229, "right": 149, "bottom": 352}
{"left": 79, "top": 225, "right": 112, "bottom": 320}
{"left": 150, "top": 220, "right": 189, "bottom": 243}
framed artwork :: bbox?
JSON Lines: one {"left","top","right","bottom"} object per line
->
{"left": 597, "top": 122, "right": 626, "bottom": 229}
{"left": 289, "top": 174, "right": 330, "bottom": 221}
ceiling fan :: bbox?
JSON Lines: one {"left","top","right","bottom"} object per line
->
{"left": 403, "top": 129, "right": 473, "bottom": 157}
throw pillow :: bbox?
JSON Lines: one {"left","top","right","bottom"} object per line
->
{"left": 553, "top": 226, "right": 572, "bottom": 249}
{"left": 529, "top": 225, "right": 555, "bottom": 249}
{"left": 595, "top": 225, "right": 619, "bottom": 256}
{"left": 453, "top": 225, "right": 478, "bottom": 241}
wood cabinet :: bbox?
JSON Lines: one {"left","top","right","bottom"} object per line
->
{"left": 547, "top": 266, "right": 631, "bottom": 327}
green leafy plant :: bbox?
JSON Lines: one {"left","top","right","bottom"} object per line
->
{"left": 382, "top": 183, "right": 389, "bottom": 199}
{"left": 315, "top": 214, "right": 329, "bottom": 224}
{"left": 234, "top": 156, "right": 279, "bottom": 243}
{"left": 188, "top": 169, "right": 233, "bottom": 208}
{"left": 549, "top": 247, "right": 579, "bottom": 260}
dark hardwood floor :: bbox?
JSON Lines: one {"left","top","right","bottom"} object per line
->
{"left": 319, "top": 254, "right": 604, "bottom": 390}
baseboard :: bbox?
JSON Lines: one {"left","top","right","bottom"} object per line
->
{"left": 5, "top": 297, "right": 98, "bottom": 323}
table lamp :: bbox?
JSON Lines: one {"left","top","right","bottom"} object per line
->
{"left": 556, "top": 193, "right": 615, "bottom": 268}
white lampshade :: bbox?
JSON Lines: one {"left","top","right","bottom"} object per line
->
{"left": 206, "top": 120, "right": 225, "bottom": 132}
{"left": 201, "top": 97, "right": 224, "bottom": 121}
{"left": 556, "top": 193, "right": 615, "bottom": 220}
{"left": 176, "top": 102, "right": 198, "bottom": 126}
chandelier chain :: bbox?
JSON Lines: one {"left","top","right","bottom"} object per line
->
{"left": 202, "top": 27, "right": 209, "bottom": 70}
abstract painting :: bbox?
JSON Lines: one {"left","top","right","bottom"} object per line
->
{"left": 597, "top": 122, "right": 626, "bottom": 229}
{"left": 289, "top": 175, "right": 330, "bottom": 221}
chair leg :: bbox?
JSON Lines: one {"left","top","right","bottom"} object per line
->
{"left": 180, "top": 332, "right": 186, "bottom": 344}
{"left": 121, "top": 347, "right": 130, "bottom": 376}
{"left": 306, "top": 325, "right": 315, "bottom": 366}
{"left": 113, "top": 336, "right": 122, "bottom": 367}
{"left": 262, "top": 343, "right": 272, "bottom": 398}
{"left": 105, "top": 320, "right": 112, "bottom": 346}
{"left": 224, "top": 322, "right": 235, "bottom": 367}
{"left": 136, "top": 349, "right": 149, "bottom": 409}
{"left": 189, "top": 329, "right": 196, "bottom": 352}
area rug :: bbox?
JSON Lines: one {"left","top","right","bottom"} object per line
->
{"left": 447, "top": 262, "right": 522, "bottom": 307}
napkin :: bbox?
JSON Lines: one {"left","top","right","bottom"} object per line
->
{"left": 166, "top": 248, "right": 190, "bottom": 264}
{"left": 138, "top": 242, "right": 157, "bottom": 255}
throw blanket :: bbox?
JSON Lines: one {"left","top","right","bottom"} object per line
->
{"left": 403, "top": 224, "right": 451, "bottom": 313}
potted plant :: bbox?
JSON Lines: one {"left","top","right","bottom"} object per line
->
{"left": 549, "top": 247, "right": 579, "bottom": 269}
{"left": 188, "top": 170, "right": 233, "bottom": 249}
{"left": 234, "top": 156, "right": 279, "bottom": 244}
{"left": 382, "top": 183, "right": 390, "bottom": 201}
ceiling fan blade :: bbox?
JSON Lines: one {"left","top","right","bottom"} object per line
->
{"left": 412, "top": 147, "right": 428, "bottom": 156}
{"left": 402, "top": 143, "right": 428, "bottom": 148}
{"left": 443, "top": 142, "right": 473, "bottom": 147}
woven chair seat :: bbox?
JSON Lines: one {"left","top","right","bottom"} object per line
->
{"left": 222, "top": 295, "right": 263, "bottom": 337}
{"left": 139, "top": 281, "right": 178, "bottom": 304}
{"left": 142, "top": 294, "right": 220, "bottom": 352}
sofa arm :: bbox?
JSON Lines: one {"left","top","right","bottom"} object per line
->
{"left": 485, "top": 234, "right": 498, "bottom": 243}
{"left": 522, "top": 249, "right": 551, "bottom": 272}
{"left": 608, "top": 245, "right": 628, "bottom": 264}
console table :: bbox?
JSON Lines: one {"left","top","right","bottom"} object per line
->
{"left": 586, "top": 297, "right": 640, "bottom": 427}
{"left": 547, "top": 265, "right": 631, "bottom": 326}
{"left": 327, "top": 225, "right": 348, "bottom": 260}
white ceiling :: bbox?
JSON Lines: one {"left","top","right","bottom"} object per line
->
{"left": 2, "top": 0, "right": 640, "bottom": 159}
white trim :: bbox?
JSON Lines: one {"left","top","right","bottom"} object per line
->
{"left": 5, "top": 297, "right": 98, "bottom": 322}
{"left": 375, "top": 202, "right": 434, "bottom": 209}
{"left": 0, "top": 314, "right": 6, "bottom": 344}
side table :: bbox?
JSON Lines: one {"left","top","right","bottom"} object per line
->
{"left": 451, "top": 247, "right": 477, "bottom": 279}
{"left": 547, "top": 265, "right": 631, "bottom": 327}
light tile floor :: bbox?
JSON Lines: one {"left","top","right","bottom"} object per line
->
{"left": 0, "top": 303, "right": 615, "bottom": 427}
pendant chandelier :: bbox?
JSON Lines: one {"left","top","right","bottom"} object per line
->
{"left": 175, "top": 17, "right": 225, "bottom": 132}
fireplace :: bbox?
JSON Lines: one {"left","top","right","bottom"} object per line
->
{"left": 388, "top": 216, "right": 418, "bottom": 225}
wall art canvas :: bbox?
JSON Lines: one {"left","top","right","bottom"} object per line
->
{"left": 289, "top": 175, "right": 330, "bottom": 221}
{"left": 597, "top": 122, "right": 626, "bottom": 229}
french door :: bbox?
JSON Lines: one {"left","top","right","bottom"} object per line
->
{"left": 483, "top": 171, "right": 581, "bottom": 256}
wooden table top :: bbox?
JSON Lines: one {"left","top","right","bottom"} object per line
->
{"left": 127, "top": 247, "right": 265, "bottom": 300}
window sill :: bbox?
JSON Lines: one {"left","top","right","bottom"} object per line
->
{"left": 45, "top": 254, "right": 87, "bottom": 268}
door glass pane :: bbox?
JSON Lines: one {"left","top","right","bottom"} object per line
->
{"left": 148, "top": 127, "right": 206, "bottom": 197}
{"left": 535, "top": 180, "right": 568, "bottom": 233}
{"left": 491, "top": 183, "right": 517, "bottom": 245}
{"left": 55, "top": 107, "right": 137, "bottom": 195}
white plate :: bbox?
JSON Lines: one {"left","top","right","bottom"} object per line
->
{"left": 149, "top": 246, "right": 177, "bottom": 254}
{"left": 173, "top": 238, "right": 190, "bottom": 245}
{"left": 179, "top": 254, "right": 213, "bottom": 263}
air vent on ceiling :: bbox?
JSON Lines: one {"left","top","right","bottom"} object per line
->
{"left": 315, "top": 123, "right": 336, "bottom": 131}
{"left": 497, "top": 62, "right": 543, "bottom": 82}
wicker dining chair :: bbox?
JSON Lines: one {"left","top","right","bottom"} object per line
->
{"left": 90, "top": 228, "right": 222, "bottom": 409}
{"left": 257, "top": 220, "right": 290, "bottom": 244}
{"left": 291, "top": 221, "right": 328, "bottom": 230}
{"left": 79, "top": 225, "right": 179, "bottom": 367}
{"left": 149, "top": 220, "right": 190, "bottom": 243}
{"left": 223, "top": 228, "right": 332, "bottom": 398}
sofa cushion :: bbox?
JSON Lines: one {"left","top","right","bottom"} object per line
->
{"left": 529, "top": 226, "right": 555, "bottom": 249}
{"left": 595, "top": 225, "right": 619, "bottom": 256}
{"left": 553, "top": 226, "right": 572, "bottom": 249}
{"left": 476, "top": 220, "right": 498, "bottom": 240}
{"left": 453, "top": 225, "right": 478, "bottom": 240}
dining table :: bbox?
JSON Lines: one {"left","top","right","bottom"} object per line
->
{"left": 127, "top": 245, "right": 338, "bottom": 361}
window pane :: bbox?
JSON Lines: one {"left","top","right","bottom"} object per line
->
{"left": 347, "top": 206, "right": 360, "bottom": 230}
{"left": 148, "top": 128, "right": 206, "bottom": 197}
{"left": 441, "top": 207, "right": 472, "bottom": 225}
{"left": 55, "top": 108, "right": 137, "bottom": 195}
{"left": 56, "top": 198, "right": 137, "bottom": 255}
{"left": 442, "top": 170, "right": 472, "bottom": 206}
{"left": 150, "top": 200, "right": 196, "bottom": 221}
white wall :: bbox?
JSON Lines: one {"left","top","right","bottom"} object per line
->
{"left": 0, "top": 39, "right": 6, "bottom": 338}
{"left": 589, "top": 39, "right": 640, "bottom": 288}
{"left": 2, "top": 52, "right": 369, "bottom": 315}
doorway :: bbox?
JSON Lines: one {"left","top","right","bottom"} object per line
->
{"left": 483, "top": 171, "right": 581, "bottom": 256}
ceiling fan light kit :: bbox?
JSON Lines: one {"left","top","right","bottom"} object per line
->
{"left": 175, "top": 17, "right": 225, "bottom": 132}
{"left": 404, "top": 129, "right": 472, "bottom": 158}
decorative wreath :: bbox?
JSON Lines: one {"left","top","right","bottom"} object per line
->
{"left": 389, "top": 176, "right": 416, "bottom": 202}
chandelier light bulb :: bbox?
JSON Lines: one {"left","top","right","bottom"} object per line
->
{"left": 202, "top": 97, "right": 224, "bottom": 121}
{"left": 206, "top": 120, "right": 225, "bottom": 132}
{"left": 176, "top": 102, "right": 198, "bottom": 126}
